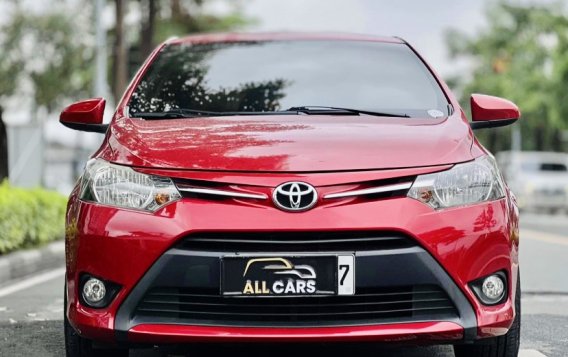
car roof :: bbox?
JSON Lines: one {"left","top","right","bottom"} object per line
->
{"left": 167, "top": 32, "right": 405, "bottom": 45}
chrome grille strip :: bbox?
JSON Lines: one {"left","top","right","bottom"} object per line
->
{"left": 177, "top": 186, "right": 267, "bottom": 200}
{"left": 323, "top": 182, "right": 413, "bottom": 199}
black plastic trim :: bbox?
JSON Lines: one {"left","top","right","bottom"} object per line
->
{"left": 470, "top": 118, "right": 517, "bottom": 130}
{"left": 79, "top": 273, "right": 121, "bottom": 309}
{"left": 115, "top": 244, "right": 478, "bottom": 342}
{"left": 60, "top": 121, "right": 109, "bottom": 133}
{"left": 177, "top": 232, "right": 416, "bottom": 252}
{"left": 469, "top": 270, "right": 508, "bottom": 306}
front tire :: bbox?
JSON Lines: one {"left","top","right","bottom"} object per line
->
{"left": 454, "top": 273, "right": 521, "bottom": 357}
{"left": 64, "top": 285, "right": 129, "bottom": 357}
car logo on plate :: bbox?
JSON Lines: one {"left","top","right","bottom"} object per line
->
{"left": 243, "top": 257, "right": 316, "bottom": 279}
{"left": 273, "top": 182, "right": 318, "bottom": 212}
{"left": 241, "top": 257, "right": 317, "bottom": 295}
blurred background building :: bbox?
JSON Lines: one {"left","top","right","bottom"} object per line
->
{"left": 0, "top": 0, "right": 567, "bottom": 211}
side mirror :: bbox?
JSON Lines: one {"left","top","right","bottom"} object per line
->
{"left": 60, "top": 98, "right": 109, "bottom": 133}
{"left": 470, "top": 94, "right": 520, "bottom": 130}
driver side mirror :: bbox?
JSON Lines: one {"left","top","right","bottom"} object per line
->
{"left": 60, "top": 98, "right": 108, "bottom": 133}
{"left": 470, "top": 94, "right": 520, "bottom": 130}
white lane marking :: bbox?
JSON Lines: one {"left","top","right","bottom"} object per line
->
{"left": 0, "top": 267, "right": 65, "bottom": 298}
{"left": 519, "top": 350, "right": 548, "bottom": 357}
{"left": 523, "top": 229, "right": 568, "bottom": 247}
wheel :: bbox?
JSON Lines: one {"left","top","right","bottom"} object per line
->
{"left": 64, "top": 285, "right": 129, "bottom": 357}
{"left": 454, "top": 272, "right": 521, "bottom": 357}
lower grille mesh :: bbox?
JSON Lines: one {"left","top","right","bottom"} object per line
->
{"left": 134, "top": 285, "right": 458, "bottom": 326}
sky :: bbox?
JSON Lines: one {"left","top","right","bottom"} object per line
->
{"left": 242, "top": 0, "right": 487, "bottom": 76}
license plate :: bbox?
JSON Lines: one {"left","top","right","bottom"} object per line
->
{"left": 221, "top": 255, "right": 355, "bottom": 297}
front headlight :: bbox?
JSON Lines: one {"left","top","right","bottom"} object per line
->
{"left": 407, "top": 156, "right": 505, "bottom": 209}
{"left": 80, "top": 159, "right": 181, "bottom": 212}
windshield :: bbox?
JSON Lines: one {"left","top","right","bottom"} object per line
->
{"left": 128, "top": 40, "right": 450, "bottom": 118}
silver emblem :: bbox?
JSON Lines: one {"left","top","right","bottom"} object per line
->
{"left": 273, "top": 182, "right": 318, "bottom": 212}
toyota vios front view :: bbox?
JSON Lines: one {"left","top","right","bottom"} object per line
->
{"left": 60, "top": 33, "right": 521, "bottom": 357}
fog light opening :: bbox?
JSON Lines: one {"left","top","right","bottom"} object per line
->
{"left": 82, "top": 278, "right": 107, "bottom": 305}
{"left": 482, "top": 275, "right": 505, "bottom": 301}
{"left": 470, "top": 271, "right": 508, "bottom": 306}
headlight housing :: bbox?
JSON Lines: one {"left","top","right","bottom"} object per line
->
{"left": 407, "top": 156, "right": 505, "bottom": 209}
{"left": 80, "top": 159, "right": 181, "bottom": 212}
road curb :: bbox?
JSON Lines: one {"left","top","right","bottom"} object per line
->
{"left": 0, "top": 241, "right": 64, "bottom": 285}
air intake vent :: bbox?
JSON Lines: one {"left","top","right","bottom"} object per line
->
{"left": 134, "top": 285, "right": 458, "bottom": 327}
{"left": 178, "top": 232, "right": 416, "bottom": 252}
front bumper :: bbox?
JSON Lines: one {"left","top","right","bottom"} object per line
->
{"left": 126, "top": 322, "right": 465, "bottom": 344}
{"left": 65, "top": 186, "right": 519, "bottom": 345}
{"left": 113, "top": 235, "right": 476, "bottom": 341}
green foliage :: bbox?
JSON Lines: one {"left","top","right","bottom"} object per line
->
{"left": 445, "top": 0, "right": 568, "bottom": 152}
{"left": 0, "top": 5, "right": 93, "bottom": 112}
{"left": 0, "top": 181, "right": 67, "bottom": 255}
{"left": 153, "top": 1, "right": 254, "bottom": 44}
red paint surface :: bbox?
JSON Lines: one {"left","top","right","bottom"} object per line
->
{"left": 471, "top": 94, "right": 521, "bottom": 122}
{"left": 63, "top": 32, "right": 520, "bottom": 344}
{"left": 66, "top": 195, "right": 518, "bottom": 342}
{"left": 128, "top": 322, "right": 464, "bottom": 343}
{"left": 168, "top": 32, "right": 405, "bottom": 46}
{"left": 60, "top": 98, "right": 105, "bottom": 125}
{"left": 104, "top": 115, "right": 473, "bottom": 172}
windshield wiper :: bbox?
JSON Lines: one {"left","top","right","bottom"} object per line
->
{"left": 130, "top": 108, "right": 301, "bottom": 119}
{"left": 131, "top": 106, "right": 411, "bottom": 119}
{"left": 130, "top": 108, "right": 222, "bottom": 119}
{"left": 285, "top": 106, "right": 410, "bottom": 118}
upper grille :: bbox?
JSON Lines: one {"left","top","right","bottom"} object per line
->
{"left": 134, "top": 285, "right": 458, "bottom": 327}
{"left": 177, "top": 232, "right": 416, "bottom": 252}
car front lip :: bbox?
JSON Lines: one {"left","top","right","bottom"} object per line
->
{"left": 126, "top": 322, "right": 465, "bottom": 344}
{"left": 65, "top": 184, "right": 518, "bottom": 344}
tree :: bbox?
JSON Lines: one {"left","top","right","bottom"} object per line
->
{"left": 139, "top": 0, "right": 158, "bottom": 59}
{"left": 111, "top": 0, "right": 252, "bottom": 102}
{"left": 113, "top": 0, "right": 129, "bottom": 103}
{"left": 445, "top": 1, "right": 568, "bottom": 152}
{"left": 0, "top": 9, "right": 25, "bottom": 182}
{"left": 153, "top": 0, "right": 251, "bottom": 43}
{"left": 0, "top": 7, "right": 94, "bottom": 115}
{"left": 0, "top": 3, "right": 95, "bottom": 182}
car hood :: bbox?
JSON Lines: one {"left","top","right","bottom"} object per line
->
{"left": 104, "top": 114, "right": 475, "bottom": 172}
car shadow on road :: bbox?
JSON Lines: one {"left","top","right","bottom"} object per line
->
{"left": 133, "top": 341, "right": 453, "bottom": 357}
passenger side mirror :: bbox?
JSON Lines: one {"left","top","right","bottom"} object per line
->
{"left": 60, "top": 98, "right": 109, "bottom": 133}
{"left": 470, "top": 94, "right": 520, "bottom": 130}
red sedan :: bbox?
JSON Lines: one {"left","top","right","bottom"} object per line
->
{"left": 60, "top": 33, "right": 521, "bottom": 357}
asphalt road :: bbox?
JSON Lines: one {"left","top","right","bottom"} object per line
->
{"left": 0, "top": 212, "right": 567, "bottom": 356}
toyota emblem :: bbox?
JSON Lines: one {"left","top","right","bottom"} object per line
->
{"left": 273, "top": 182, "right": 318, "bottom": 212}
